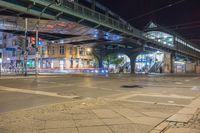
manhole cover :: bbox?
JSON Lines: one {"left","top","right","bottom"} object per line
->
{"left": 121, "top": 84, "right": 142, "bottom": 88}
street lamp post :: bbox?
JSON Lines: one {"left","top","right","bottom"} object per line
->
{"left": 35, "top": 0, "right": 60, "bottom": 78}
{"left": 24, "top": 18, "right": 28, "bottom": 76}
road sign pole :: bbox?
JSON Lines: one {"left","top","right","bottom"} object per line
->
{"left": 35, "top": 23, "right": 39, "bottom": 78}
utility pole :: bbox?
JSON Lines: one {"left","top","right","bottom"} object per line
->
{"left": 24, "top": 18, "right": 28, "bottom": 76}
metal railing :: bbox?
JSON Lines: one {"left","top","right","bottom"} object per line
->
{"left": 35, "top": 0, "right": 143, "bottom": 38}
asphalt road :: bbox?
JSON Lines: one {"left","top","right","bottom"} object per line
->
{"left": 0, "top": 74, "right": 200, "bottom": 113}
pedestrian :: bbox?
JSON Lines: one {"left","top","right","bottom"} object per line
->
{"left": 160, "top": 67, "right": 162, "bottom": 73}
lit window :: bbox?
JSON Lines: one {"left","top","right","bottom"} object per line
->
{"left": 51, "top": 46, "right": 55, "bottom": 55}
{"left": 60, "top": 45, "right": 65, "bottom": 55}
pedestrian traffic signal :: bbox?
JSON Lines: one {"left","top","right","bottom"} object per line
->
{"left": 31, "top": 37, "right": 43, "bottom": 47}
{"left": 31, "top": 37, "right": 35, "bottom": 45}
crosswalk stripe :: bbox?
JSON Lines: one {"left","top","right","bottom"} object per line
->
{"left": 0, "top": 86, "right": 79, "bottom": 99}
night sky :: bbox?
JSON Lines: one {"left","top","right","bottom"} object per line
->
{"left": 97, "top": 0, "right": 200, "bottom": 46}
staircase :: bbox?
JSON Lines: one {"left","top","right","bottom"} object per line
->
{"left": 148, "top": 61, "right": 163, "bottom": 73}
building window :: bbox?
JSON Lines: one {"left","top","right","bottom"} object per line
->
{"left": 51, "top": 46, "right": 55, "bottom": 55}
{"left": 60, "top": 45, "right": 65, "bottom": 55}
{"left": 79, "top": 48, "right": 85, "bottom": 56}
{"left": 69, "top": 47, "right": 73, "bottom": 55}
{"left": 48, "top": 47, "right": 50, "bottom": 55}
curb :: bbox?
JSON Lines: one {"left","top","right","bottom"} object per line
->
{"left": 149, "top": 96, "right": 200, "bottom": 133}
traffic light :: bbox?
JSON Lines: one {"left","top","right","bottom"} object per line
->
{"left": 31, "top": 37, "right": 36, "bottom": 48}
{"left": 30, "top": 37, "right": 43, "bottom": 48}
{"left": 38, "top": 38, "right": 43, "bottom": 46}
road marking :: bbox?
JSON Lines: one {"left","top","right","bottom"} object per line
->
{"left": 116, "top": 93, "right": 194, "bottom": 100}
{"left": 117, "top": 99, "right": 187, "bottom": 107}
{"left": 168, "top": 101, "right": 175, "bottom": 103}
{"left": 145, "top": 84, "right": 193, "bottom": 88}
{"left": 100, "top": 88, "right": 113, "bottom": 91}
{"left": 185, "top": 79, "right": 190, "bottom": 82}
{"left": 175, "top": 82, "right": 183, "bottom": 85}
{"left": 37, "top": 81, "right": 74, "bottom": 87}
{"left": 0, "top": 86, "right": 79, "bottom": 99}
{"left": 191, "top": 86, "right": 200, "bottom": 91}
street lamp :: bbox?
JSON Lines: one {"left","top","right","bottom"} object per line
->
{"left": 86, "top": 48, "right": 91, "bottom": 52}
{"left": 35, "top": 0, "right": 60, "bottom": 78}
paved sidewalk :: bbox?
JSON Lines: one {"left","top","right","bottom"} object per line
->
{"left": 0, "top": 96, "right": 199, "bottom": 133}
{"left": 150, "top": 96, "right": 200, "bottom": 133}
{"left": 0, "top": 97, "right": 178, "bottom": 133}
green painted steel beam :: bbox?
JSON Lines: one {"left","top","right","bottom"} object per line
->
{"left": 0, "top": 0, "right": 143, "bottom": 39}
{"left": 27, "top": 0, "right": 143, "bottom": 39}
{"left": 0, "top": 0, "right": 56, "bottom": 19}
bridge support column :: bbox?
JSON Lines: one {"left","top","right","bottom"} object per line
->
{"left": 129, "top": 54, "right": 138, "bottom": 74}
{"left": 93, "top": 50, "right": 104, "bottom": 69}
{"left": 170, "top": 53, "right": 175, "bottom": 73}
{"left": 196, "top": 60, "right": 200, "bottom": 74}
{"left": 98, "top": 55, "right": 104, "bottom": 68}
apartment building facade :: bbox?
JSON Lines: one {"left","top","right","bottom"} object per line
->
{"left": 45, "top": 43, "right": 95, "bottom": 69}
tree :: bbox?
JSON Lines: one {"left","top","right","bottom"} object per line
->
{"left": 104, "top": 54, "right": 124, "bottom": 68}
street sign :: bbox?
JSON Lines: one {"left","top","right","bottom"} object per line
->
{"left": 5, "top": 48, "right": 15, "bottom": 51}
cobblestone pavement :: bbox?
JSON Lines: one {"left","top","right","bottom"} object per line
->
{"left": 0, "top": 98, "right": 182, "bottom": 133}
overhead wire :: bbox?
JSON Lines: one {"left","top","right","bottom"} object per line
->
{"left": 168, "top": 25, "right": 200, "bottom": 30}
{"left": 165, "top": 21, "right": 200, "bottom": 28}
{"left": 128, "top": 0, "right": 186, "bottom": 22}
